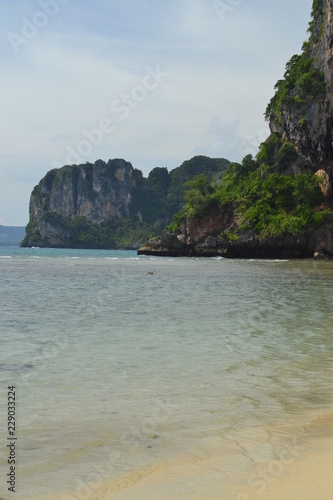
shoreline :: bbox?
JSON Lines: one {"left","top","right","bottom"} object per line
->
{"left": 29, "top": 409, "right": 333, "bottom": 500}
{"left": 94, "top": 412, "right": 333, "bottom": 500}
{"left": 100, "top": 435, "right": 333, "bottom": 500}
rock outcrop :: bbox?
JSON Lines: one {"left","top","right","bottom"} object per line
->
{"left": 270, "top": 0, "right": 333, "bottom": 173}
{"left": 22, "top": 156, "right": 230, "bottom": 248}
{"left": 138, "top": 234, "right": 187, "bottom": 257}
{"left": 138, "top": 209, "right": 333, "bottom": 259}
{"left": 23, "top": 159, "right": 136, "bottom": 247}
{"left": 138, "top": 0, "right": 333, "bottom": 259}
{"left": 30, "top": 159, "right": 134, "bottom": 225}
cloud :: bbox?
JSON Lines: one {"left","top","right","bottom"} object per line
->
{"left": 197, "top": 118, "right": 243, "bottom": 160}
{"left": 50, "top": 133, "right": 72, "bottom": 143}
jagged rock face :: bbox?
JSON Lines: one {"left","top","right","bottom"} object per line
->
{"left": 23, "top": 159, "right": 137, "bottom": 247}
{"left": 180, "top": 208, "right": 234, "bottom": 245}
{"left": 271, "top": 0, "right": 333, "bottom": 172}
{"left": 30, "top": 159, "right": 135, "bottom": 225}
{"left": 138, "top": 234, "right": 187, "bottom": 257}
{"left": 138, "top": 211, "right": 333, "bottom": 258}
{"left": 38, "top": 222, "right": 71, "bottom": 248}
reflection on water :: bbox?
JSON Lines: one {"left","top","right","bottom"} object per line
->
{"left": 0, "top": 248, "right": 333, "bottom": 498}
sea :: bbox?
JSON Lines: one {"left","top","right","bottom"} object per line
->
{"left": 0, "top": 246, "right": 333, "bottom": 499}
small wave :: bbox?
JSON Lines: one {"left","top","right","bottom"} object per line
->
{"left": 0, "top": 256, "right": 11, "bottom": 259}
{"left": 0, "top": 363, "right": 33, "bottom": 372}
{"left": 106, "top": 257, "right": 119, "bottom": 260}
{"left": 249, "top": 259, "right": 289, "bottom": 263}
{"left": 268, "top": 259, "right": 289, "bottom": 263}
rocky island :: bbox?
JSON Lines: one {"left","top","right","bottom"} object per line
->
{"left": 139, "top": 0, "right": 333, "bottom": 259}
{"left": 21, "top": 156, "right": 230, "bottom": 249}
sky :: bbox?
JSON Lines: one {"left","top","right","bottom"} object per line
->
{"left": 0, "top": 0, "right": 313, "bottom": 226}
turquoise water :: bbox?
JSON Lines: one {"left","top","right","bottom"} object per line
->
{"left": 0, "top": 247, "right": 333, "bottom": 499}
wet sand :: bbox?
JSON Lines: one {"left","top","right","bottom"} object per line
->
{"left": 30, "top": 412, "right": 333, "bottom": 500}
{"left": 100, "top": 412, "right": 333, "bottom": 500}
{"left": 101, "top": 434, "right": 333, "bottom": 500}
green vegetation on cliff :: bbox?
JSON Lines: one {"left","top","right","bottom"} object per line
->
{"left": 165, "top": 1, "right": 332, "bottom": 245}
{"left": 21, "top": 214, "right": 153, "bottom": 249}
{"left": 265, "top": 41, "right": 326, "bottom": 125}
{"left": 310, "top": 0, "right": 324, "bottom": 33}
{"left": 170, "top": 134, "right": 331, "bottom": 239}
{"left": 130, "top": 155, "right": 230, "bottom": 226}
{"left": 265, "top": 0, "right": 326, "bottom": 126}
{"left": 166, "top": 156, "right": 230, "bottom": 217}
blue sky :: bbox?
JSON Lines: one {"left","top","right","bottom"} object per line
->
{"left": 0, "top": 0, "right": 313, "bottom": 225}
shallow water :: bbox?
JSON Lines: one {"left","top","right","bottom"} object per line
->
{"left": 0, "top": 247, "right": 333, "bottom": 498}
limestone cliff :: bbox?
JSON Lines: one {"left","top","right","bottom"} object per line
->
{"left": 139, "top": 0, "right": 333, "bottom": 259}
{"left": 31, "top": 159, "right": 134, "bottom": 224}
{"left": 23, "top": 159, "right": 136, "bottom": 247}
{"left": 268, "top": 0, "right": 333, "bottom": 173}
{"left": 22, "top": 156, "right": 230, "bottom": 248}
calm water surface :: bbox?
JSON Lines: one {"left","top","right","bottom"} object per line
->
{"left": 0, "top": 247, "right": 332, "bottom": 498}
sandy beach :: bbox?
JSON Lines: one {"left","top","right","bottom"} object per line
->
{"left": 101, "top": 425, "right": 333, "bottom": 500}
{"left": 36, "top": 411, "right": 332, "bottom": 500}
{"left": 26, "top": 412, "right": 333, "bottom": 500}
